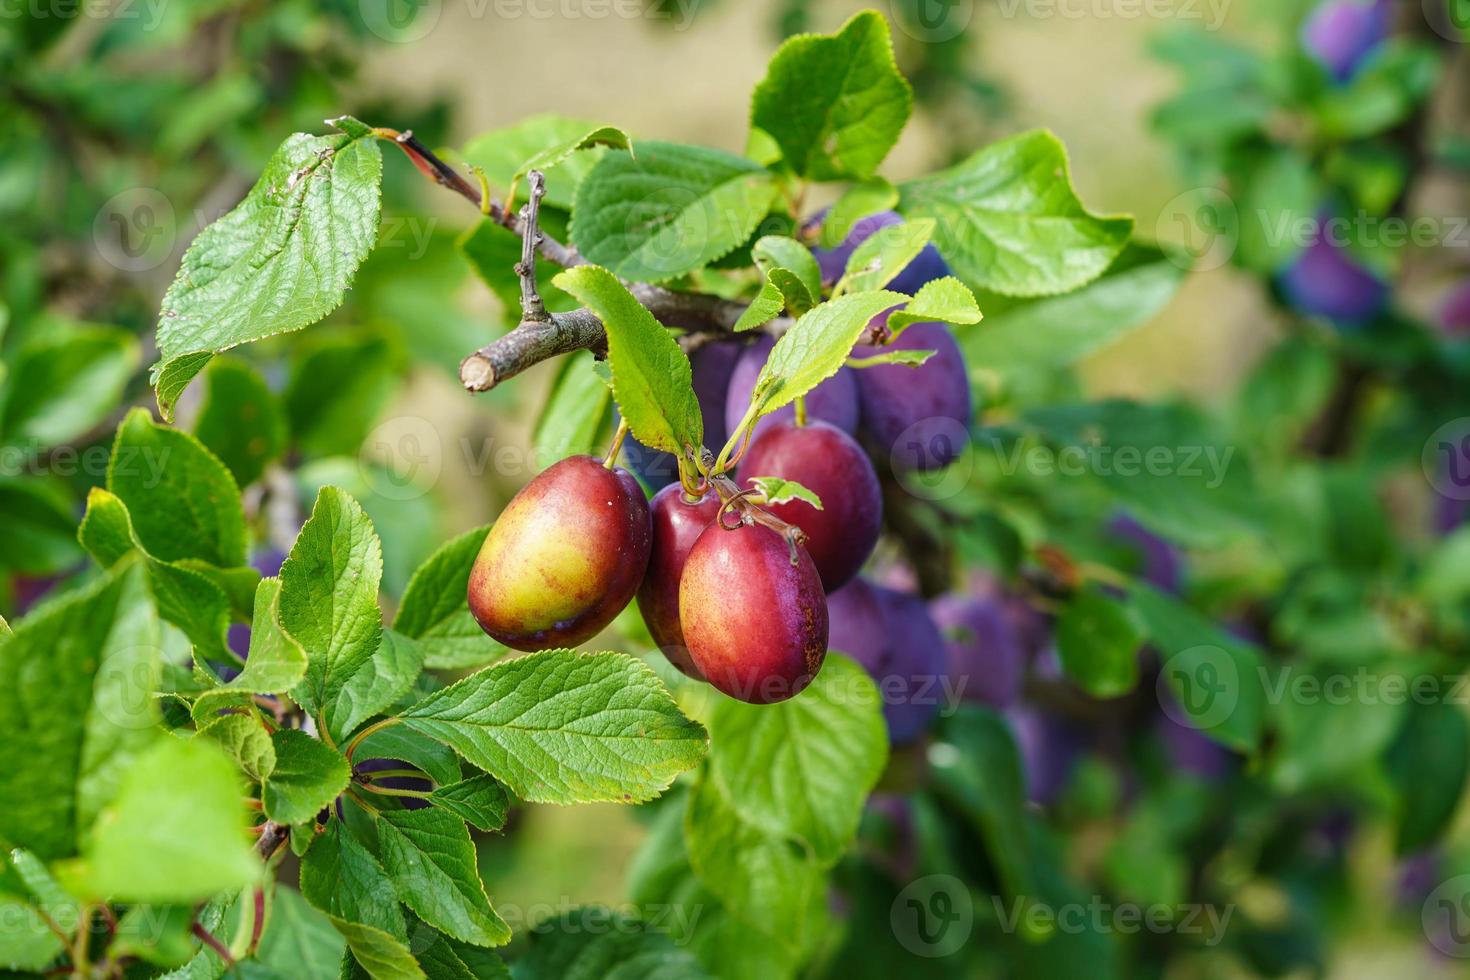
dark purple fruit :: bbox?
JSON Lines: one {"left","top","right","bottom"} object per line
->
{"left": 825, "top": 577, "right": 888, "bottom": 673}
{"left": 725, "top": 335, "right": 859, "bottom": 445}
{"left": 737, "top": 420, "right": 882, "bottom": 592}
{"left": 1277, "top": 218, "right": 1390, "bottom": 327}
{"left": 871, "top": 586, "right": 948, "bottom": 744}
{"left": 636, "top": 484, "right": 722, "bottom": 678}
{"left": 1108, "top": 513, "right": 1183, "bottom": 594}
{"left": 853, "top": 317, "right": 972, "bottom": 472}
{"left": 809, "top": 209, "right": 952, "bottom": 295}
{"left": 1301, "top": 0, "right": 1392, "bottom": 82}
{"left": 680, "top": 521, "right": 828, "bottom": 704}
{"left": 468, "top": 455, "right": 651, "bottom": 651}
{"left": 929, "top": 593, "right": 1024, "bottom": 710}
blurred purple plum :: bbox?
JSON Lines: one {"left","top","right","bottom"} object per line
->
{"left": 1301, "top": 0, "right": 1393, "bottom": 83}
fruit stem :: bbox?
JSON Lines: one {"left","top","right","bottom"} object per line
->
{"left": 604, "top": 418, "right": 630, "bottom": 469}
{"left": 794, "top": 396, "right": 808, "bottom": 427}
{"left": 708, "top": 473, "right": 809, "bottom": 549}
{"left": 713, "top": 400, "right": 762, "bottom": 475}
{"left": 342, "top": 716, "right": 402, "bottom": 762}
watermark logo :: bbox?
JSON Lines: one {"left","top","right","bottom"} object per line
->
{"left": 1424, "top": 418, "right": 1470, "bottom": 501}
{"left": 891, "top": 874, "right": 973, "bottom": 957}
{"left": 1157, "top": 645, "right": 1237, "bottom": 729}
{"left": 94, "top": 187, "right": 176, "bottom": 272}
{"left": 359, "top": 415, "right": 442, "bottom": 501}
{"left": 1156, "top": 187, "right": 1239, "bottom": 271}
{"left": 359, "top": 0, "right": 442, "bottom": 42}
{"left": 892, "top": 417, "right": 974, "bottom": 501}
{"left": 889, "top": 0, "right": 975, "bottom": 43}
{"left": 1423, "top": 875, "right": 1470, "bottom": 957}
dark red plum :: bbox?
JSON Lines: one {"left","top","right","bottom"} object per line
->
{"left": 1301, "top": 0, "right": 1392, "bottom": 82}
{"left": 724, "top": 335, "right": 859, "bottom": 445}
{"left": 736, "top": 420, "right": 882, "bottom": 591}
{"left": 680, "top": 521, "right": 828, "bottom": 704}
{"left": 1108, "top": 513, "right": 1184, "bottom": 594}
{"left": 871, "top": 585, "right": 948, "bottom": 744}
{"left": 636, "top": 485, "right": 722, "bottom": 678}
{"left": 621, "top": 340, "right": 742, "bottom": 491}
{"left": 468, "top": 455, "right": 651, "bottom": 651}
{"left": 1277, "top": 218, "right": 1390, "bottom": 327}
{"left": 808, "top": 209, "right": 952, "bottom": 295}
{"left": 853, "top": 316, "right": 973, "bottom": 472}
{"left": 929, "top": 593, "right": 1024, "bottom": 709}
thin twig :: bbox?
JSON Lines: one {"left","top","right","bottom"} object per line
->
{"left": 517, "top": 171, "right": 551, "bottom": 323}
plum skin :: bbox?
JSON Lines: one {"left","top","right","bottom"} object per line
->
{"left": 1301, "top": 0, "right": 1392, "bottom": 83}
{"left": 827, "top": 578, "right": 947, "bottom": 743}
{"left": 679, "top": 521, "right": 828, "bottom": 704}
{"left": 1276, "top": 218, "right": 1390, "bottom": 327}
{"left": 636, "top": 484, "right": 722, "bottom": 677}
{"left": 468, "top": 455, "right": 651, "bottom": 651}
{"left": 929, "top": 593, "right": 1024, "bottom": 710}
{"left": 853, "top": 318, "right": 973, "bottom": 472}
{"left": 725, "top": 334, "right": 859, "bottom": 445}
{"left": 737, "top": 419, "right": 882, "bottom": 592}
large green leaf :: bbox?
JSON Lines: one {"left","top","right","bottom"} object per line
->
{"left": 192, "top": 356, "right": 287, "bottom": 489}
{"left": 462, "top": 114, "right": 620, "bottom": 211}
{"left": 0, "top": 563, "right": 160, "bottom": 860}
{"left": 399, "top": 649, "right": 707, "bottom": 804}
{"left": 1054, "top": 587, "right": 1144, "bottom": 699}
{"left": 195, "top": 578, "right": 308, "bottom": 718}
{"left": 750, "top": 11, "right": 911, "bottom": 181}
{"left": 899, "top": 130, "right": 1132, "bottom": 297}
{"left": 393, "top": 525, "right": 503, "bottom": 670}
{"left": 706, "top": 656, "right": 886, "bottom": 864}
{"left": 428, "top": 774, "right": 510, "bottom": 833}
{"left": 279, "top": 487, "right": 387, "bottom": 741}
{"left": 376, "top": 807, "right": 510, "bottom": 947}
{"left": 151, "top": 117, "right": 383, "bottom": 418}
{"left": 0, "top": 476, "right": 84, "bottom": 574}
{"left": 262, "top": 729, "right": 351, "bottom": 825}
{"left": 554, "top": 265, "right": 701, "bottom": 457}
{"left": 0, "top": 323, "right": 138, "bottom": 449}
{"left": 571, "top": 142, "right": 777, "bottom": 282}
{"left": 515, "top": 907, "right": 711, "bottom": 979}
{"left": 750, "top": 292, "right": 905, "bottom": 419}
{"left": 60, "top": 736, "right": 259, "bottom": 904}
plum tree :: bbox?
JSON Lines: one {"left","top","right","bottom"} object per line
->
{"left": 468, "top": 455, "right": 651, "bottom": 650}
{"left": 679, "top": 520, "right": 828, "bottom": 704}
{"left": 809, "top": 209, "right": 952, "bottom": 294}
{"left": 1277, "top": 218, "right": 1390, "bottom": 327}
{"left": 1301, "top": 0, "right": 1393, "bottom": 83}
{"left": 724, "top": 334, "right": 860, "bottom": 443}
{"left": 737, "top": 419, "right": 883, "bottom": 591}
{"left": 636, "top": 484, "right": 722, "bottom": 677}
{"left": 929, "top": 592, "right": 1025, "bottom": 709}
{"left": 853, "top": 316, "right": 973, "bottom": 472}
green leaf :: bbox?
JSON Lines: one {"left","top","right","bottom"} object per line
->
{"left": 1235, "top": 147, "right": 1319, "bottom": 273}
{"left": 284, "top": 331, "right": 400, "bottom": 459}
{"left": 0, "top": 477, "right": 82, "bottom": 574}
{"left": 192, "top": 356, "right": 287, "bottom": 488}
{"left": 516, "top": 907, "right": 711, "bottom": 979}
{"left": 684, "top": 771, "right": 822, "bottom": 950}
{"left": 332, "top": 629, "right": 426, "bottom": 746}
{"left": 254, "top": 887, "right": 347, "bottom": 980}
{"left": 571, "top": 142, "right": 777, "bottom": 282}
{"left": 428, "top": 774, "right": 511, "bottom": 832}
{"left": 0, "top": 563, "right": 160, "bottom": 860}
{"left": 300, "top": 821, "right": 406, "bottom": 940}
{"left": 107, "top": 408, "right": 247, "bottom": 568}
{"left": 394, "top": 526, "right": 503, "bottom": 670}
{"left": 752, "top": 236, "right": 822, "bottom": 302}
{"left": 7, "top": 849, "right": 81, "bottom": 938}
{"left": 0, "top": 323, "right": 138, "bottom": 449}
{"left": 1131, "top": 585, "right": 1265, "bottom": 752}
{"left": 553, "top": 265, "right": 701, "bottom": 457}
{"left": 819, "top": 179, "right": 899, "bottom": 248}
{"left": 151, "top": 117, "right": 383, "bottom": 417}
{"left": 376, "top": 807, "right": 511, "bottom": 947}
{"left": 1268, "top": 662, "right": 1407, "bottom": 793}
{"left": 61, "top": 736, "right": 259, "bottom": 904}
{"left": 883, "top": 276, "right": 983, "bottom": 336}
{"left": 196, "top": 578, "right": 308, "bottom": 717}
{"left": 515, "top": 126, "right": 632, "bottom": 191}
{"left": 961, "top": 245, "right": 1183, "bottom": 371}
{"left": 845, "top": 348, "right": 935, "bottom": 368}
{"left": 751, "top": 292, "right": 905, "bottom": 418}
{"left": 0, "top": 863, "right": 67, "bottom": 972}
{"left": 534, "top": 353, "right": 614, "bottom": 468}
{"left": 746, "top": 476, "right": 823, "bottom": 511}
{"left": 1386, "top": 700, "right": 1469, "bottom": 854}
{"left": 750, "top": 11, "right": 912, "bottom": 181}
{"left": 263, "top": 729, "right": 351, "bottom": 824}
{"left": 899, "top": 130, "right": 1132, "bottom": 297}
{"left": 839, "top": 217, "right": 936, "bottom": 294}
{"left": 1055, "top": 587, "right": 1144, "bottom": 699}
{"left": 330, "top": 919, "right": 426, "bottom": 980}
{"left": 399, "top": 649, "right": 707, "bottom": 804}
{"left": 198, "top": 712, "right": 276, "bottom": 783}
{"left": 463, "top": 114, "right": 620, "bottom": 211}
{"left": 705, "top": 655, "right": 886, "bottom": 864}
{"left": 279, "top": 487, "right": 386, "bottom": 740}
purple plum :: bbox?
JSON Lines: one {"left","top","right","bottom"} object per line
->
{"left": 809, "top": 209, "right": 952, "bottom": 295}
{"left": 1108, "top": 513, "right": 1184, "bottom": 594}
{"left": 1439, "top": 280, "right": 1470, "bottom": 339}
{"left": 1301, "top": 0, "right": 1393, "bottom": 83}
{"left": 1277, "top": 217, "right": 1391, "bottom": 327}
{"left": 929, "top": 593, "right": 1025, "bottom": 709}
{"left": 853, "top": 317, "right": 973, "bottom": 472}
{"left": 1006, "top": 706, "right": 1084, "bottom": 805}
{"left": 1154, "top": 708, "right": 1231, "bottom": 781}
{"left": 826, "top": 577, "right": 890, "bottom": 673}
{"left": 871, "top": 585, "right": 949, "bottom": 744}
{"left": 724, "top": 334, "right": 860, "bottom": 445}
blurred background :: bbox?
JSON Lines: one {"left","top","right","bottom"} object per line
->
{"left": 4, "top": 0, "right": 1470, "bottom": 976}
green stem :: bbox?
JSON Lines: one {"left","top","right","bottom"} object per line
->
{"left": 604, "top": 418, "right": 630, "bottom": 469}
{"left": 343, "top": 716, "right": 402, "bottom": 762}
{"left": 794, "top": 396, "right": 808, "bottom": 427}
{"left": 714, "top": 400, "right": 761, "bottom": 475}
{"left": 359, "top": 768, "right": 429, "bottom": 782}
{"left": 357, "top": 783, "right": 433, "bottom": 800}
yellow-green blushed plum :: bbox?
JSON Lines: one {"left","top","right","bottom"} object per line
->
{"left": 679, "top": 520, "right": 828, "bottom": 704}
{"left": 468, "top": 455, "right": 652, "bottom": 651}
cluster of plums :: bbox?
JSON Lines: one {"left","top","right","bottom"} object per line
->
{"left": 467, "top": 211, "right": 976, "bottom": 737}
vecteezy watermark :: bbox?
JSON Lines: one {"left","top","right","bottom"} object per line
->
{"left": 1424, "top": 417, "right": 1470, "bottom": 502}
{"left": 892, "top": 874, "right": 974, "bottom": 957}
{"left": 982, "top": 434, "right": 1237, "bottom": 489}
{"left": 0, "top": 0, "right": 169, "bottom": 31}
{"left": 358, "top": 415, "right": 443, "bottom": 501}
{"left": 357, "top": 0, "right": 702, "bottom": 42}
{"left": 888, "top": 0, "right": 976, "bottom": 43}
{"left": 991, "top": 0, "right": 1232, "bottom": 31}
{"left": 1423, "top": 875, "right": 1470, "bottom": 958}
{"left": 993, "top": 895, "right": 1235, "bottom": 946}
{"left": 1261, "top": 666, "right": 1470, "bottom": 708}
{"left": 1157, "top": 645, "right": 1240, "bottom": 730}
{"left": 0, "top": 441, "right": 168, "bottom": 483}
{"left": 1423, "top": 0, "right": 1470, "bottom": 44}
{"left": 93, "top": 187, "right": 178, "bottom": 273}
